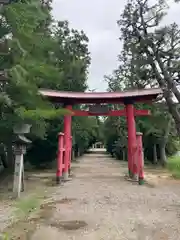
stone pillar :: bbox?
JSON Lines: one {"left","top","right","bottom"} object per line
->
{"left": 13, "top": 146, "right": 26, "bottom": 198}
{"left": 136, "top": 132, "right": 144, "bottom": 185}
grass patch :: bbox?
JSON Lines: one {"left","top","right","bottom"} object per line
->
{"left": 0, "top": 172, "right": 55, "bottom": 239}
{"left": 2, "top": 194, "right": 44, "bottom": 239}
{"left": 0, "top": 233, "right": 9, "bottom": 240}
{"left": 13, "top": 194, "right": 41, "bottom": 219}
{"left": 167, "top": 156, "right": 180, "bottom": 179}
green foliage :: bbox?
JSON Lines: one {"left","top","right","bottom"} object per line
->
{"left": 0, "top": 0, "right": 99, "bottom": 169}
{"left": 0, "top": 0, "right": 67, "bottom": 141}
{"left": 73, "top": 116, "right": 100, "bottom": 153}
{"left": 167, "top": 156, "right": 180, "bottom": 178}
{"left": 103, "top": 102, "right": 179, "bottom": 164}
{"left": 103, "top": 0, "right": 180, "bottom": 165}
{"left": 103, "top": 116, "right": 125, "bottom": 156}
{"left": 15, "top": 107, "right": 70, "bottom": 122}
{"left": 117, "top": 0, "right": 180, "bottom": 135}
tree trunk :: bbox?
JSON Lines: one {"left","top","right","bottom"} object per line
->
{"left": 159, "top": 119, "right": 172, "bottom": 166}
{"left": 138, "top": 1, "right": 180, "bottom": 104}
{"left": 137, "top": 27, "right": 180, "bottom": 136}
{"left": 71, "top": 149, "right": 75, "bottom": 161}
{"left": 150, "top": 58, "right": 180, "bottom": 136}
{"left": 1, "top": 154, "right": 8, "bottom": 168}
{"left": 155, "top": 54, "right": 180, "bottom": 103}
{"left": 122, "top": 149, "right": 126, "bottom": 161}
{"left": 164, "top": 91, "right": 180, "bottom": 136}
{"left": 159, "top": 141, "right": 167, "bottom": 167}
{"left": 6, "top": 139, "right": 14, "bottom": 170}
{"left": 138, "top": 7, "right": 180, "bottom": 105}
{"left": 153, "top": 144, "right": 158, "bottom": 164}
{"left": 0, "top": 143, "right": 8, "bottom": 168}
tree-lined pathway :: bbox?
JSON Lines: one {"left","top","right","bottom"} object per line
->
{"left": 30, "top": 149, "right": 180, "bottom": 240}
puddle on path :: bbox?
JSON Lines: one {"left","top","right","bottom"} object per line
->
{"left": 50, "top": 220, "right": 88, "bottom": 230}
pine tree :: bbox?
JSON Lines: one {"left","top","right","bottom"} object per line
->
{"left": 117, "top": 0, "right": 180, "bottom": 134}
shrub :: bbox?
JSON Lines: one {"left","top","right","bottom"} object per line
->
{"left": 167, "top": 155, "right": 180, "bottom": 178}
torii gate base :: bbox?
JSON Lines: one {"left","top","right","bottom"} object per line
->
{"left": 40, "top": 88, "right": 162, "bottom": 185}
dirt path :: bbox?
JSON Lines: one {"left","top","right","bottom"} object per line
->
{"left": 2, "top": 149, "right": 180, "bottom": 239}
{"left": 27, "top": 149, "right": 180, "bottom": 240}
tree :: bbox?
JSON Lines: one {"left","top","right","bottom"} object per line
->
{"left": 1, "top": 0, "right": 64, "bottom": 125}
{"left": 103, "top": 0, "right": 180, "bottom": 164}
{"left": 103, "top": 115, "right": 127, "bottom": 159}
{"left": 103, "top": 100, "right": 179, "bottom": 165}
{"left": 0, "top": 0, "right": 70, "bottom": 168}
{"left": 50, "top": 21, "right": 90, "bottom": 92}
{"left": 0, "top": 0, "right": 103, "bottom": 170}
{"left": 137, "top": 102, "right": 178, "bottom": 165}
{"left": 25, "top": 18, "right": 93, "bottom": 167}
{"left": 117, "top": 0, "right": 180, "bottom": 134}
{"left": 105, "top": 61, "right": 179, "bottom": 165}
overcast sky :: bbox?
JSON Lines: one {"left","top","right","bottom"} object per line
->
{"left": 52, "top": 0, "right": 180, "bottom": 92}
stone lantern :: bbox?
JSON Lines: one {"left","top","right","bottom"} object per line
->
{"left": 12, "top": 124, "right": 32, "bottom": 198}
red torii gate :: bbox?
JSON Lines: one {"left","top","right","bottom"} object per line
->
{"left": 39, "top": 88, "right": 162, "bottom": 184}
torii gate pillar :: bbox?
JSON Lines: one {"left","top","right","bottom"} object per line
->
{"left": 125, "top": 103, "right": 137, "bottom": 178}
{"left": 63, "top": 105, "right": 72, "bottom": 180}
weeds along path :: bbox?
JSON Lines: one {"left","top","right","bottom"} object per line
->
{"left": 2, "top": 149, "right": 180, "bottom": 239}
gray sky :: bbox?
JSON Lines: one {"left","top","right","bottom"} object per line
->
{"left": 52, "top": 0, "right": 180, "bottom": 92}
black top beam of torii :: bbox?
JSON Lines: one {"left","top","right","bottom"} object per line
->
{"left": 39, "top": 88, "right": 162, "bottom": 105}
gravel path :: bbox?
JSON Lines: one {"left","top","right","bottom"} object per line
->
{"left": 31, "top": 149, "right": 180, "bottom": 240}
